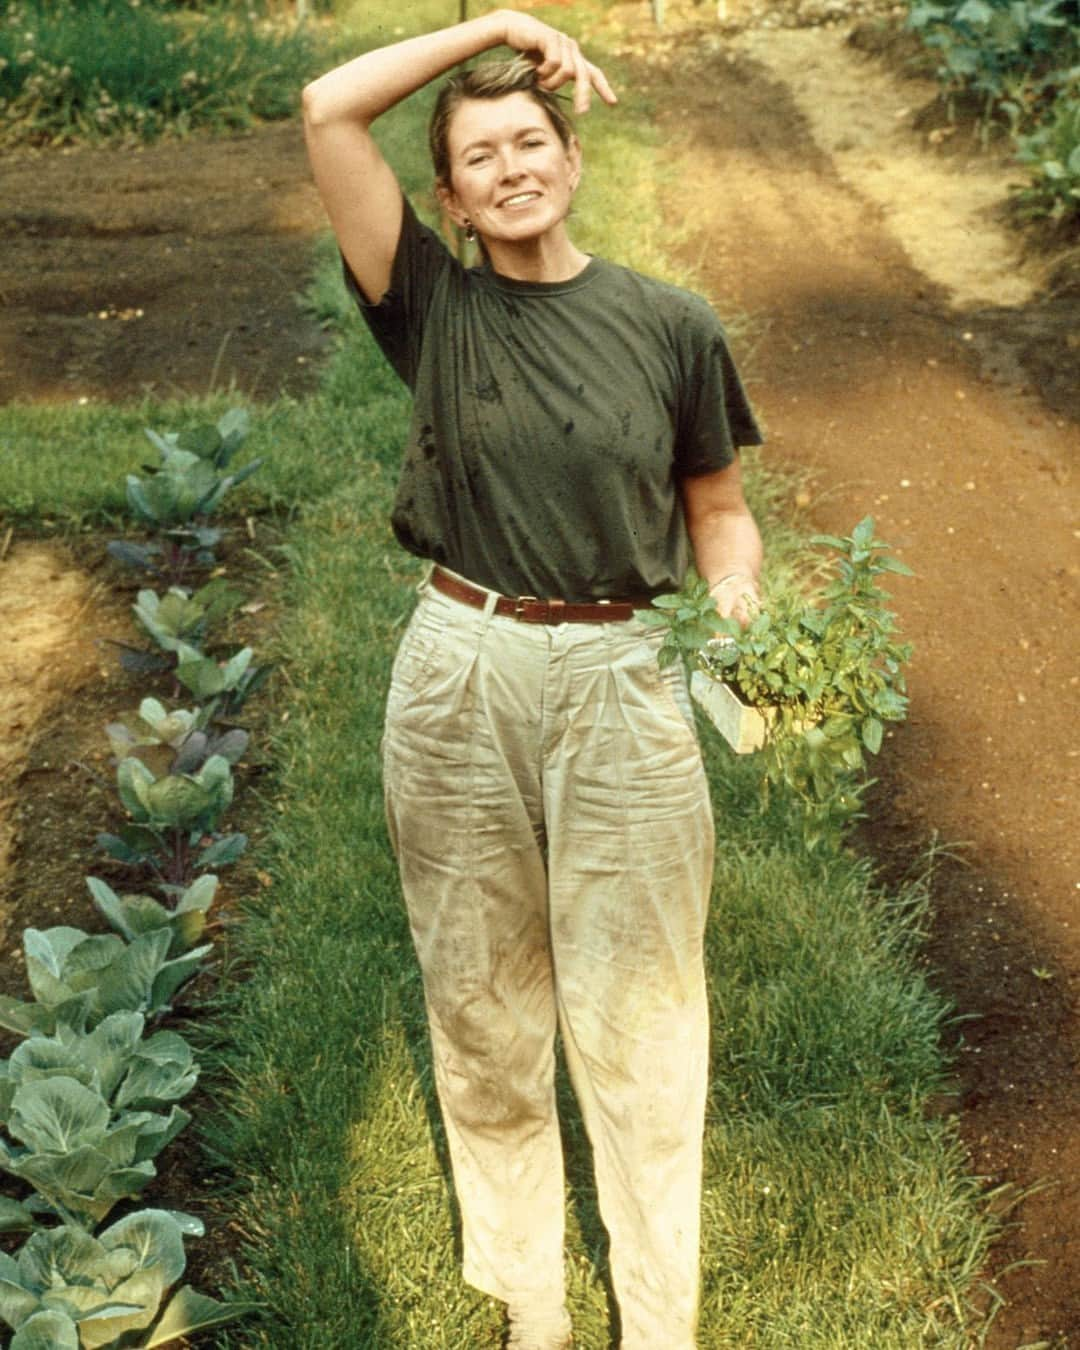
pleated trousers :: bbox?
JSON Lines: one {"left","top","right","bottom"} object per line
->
{"left": 382, "top": 574, "right": 714, "bottom": 1349}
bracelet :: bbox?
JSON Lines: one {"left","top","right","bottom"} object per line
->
{"left": 709, "top": 572, "right": 757, "bottom": 592}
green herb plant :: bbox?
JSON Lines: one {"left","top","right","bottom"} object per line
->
{"left": 639, "top": 517, "right": 913, "bottom": 849}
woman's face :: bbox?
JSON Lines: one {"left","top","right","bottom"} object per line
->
{"left": 437, "top": 92, "right": 581, "bottom": 248}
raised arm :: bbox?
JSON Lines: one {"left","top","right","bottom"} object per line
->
{"left": 301, "top": 9, "right": 616, "bottom": 304}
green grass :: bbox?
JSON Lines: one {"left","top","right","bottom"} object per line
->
{"left": 0, "top": 1, "right": 1000, "bottom": 1345}
{"left": 0, "top": 0, "right": 331, "bottom": 145}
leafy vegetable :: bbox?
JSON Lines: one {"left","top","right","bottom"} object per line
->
{"left": 0, "top": 1211, "right": 257, "bottom": 1348}
{"left": 131, "top": 578, "right": 244, "bottom": 659}
{"left": 1, "top": 1013, "right": 197, "bottom": 1122}
{"left": 87, "top": 875, "right": 219, "bottom": 955}
{"left": 97, "top": 753, "right": 246, "bottom": 886}
{"left": 175, "top": 645, "right": 272, "bottom": 719}
{"left": 0, "top": 928, "right": 211, "bottom": 1037}
{"left": 0, "top": 1077, "right": 189, "bottom": 1227}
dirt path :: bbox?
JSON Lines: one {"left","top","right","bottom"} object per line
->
{"left": 612, "top": 5, "right": 1078, "bottom": 1343}
{"left": 1, "top": 5, "right": 1078, "bottom": 1343}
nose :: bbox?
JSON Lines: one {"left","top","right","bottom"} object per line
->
{"left": 497, "top": 151, "right": 526, "bottom": 182}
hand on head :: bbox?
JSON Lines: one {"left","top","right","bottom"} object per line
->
{"left": 498, "top": 10, "right": 617, "bottom": 114}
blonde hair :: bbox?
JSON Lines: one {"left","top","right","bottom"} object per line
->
{"left": 429, "top": 57, "right": 576, "bottom": 186}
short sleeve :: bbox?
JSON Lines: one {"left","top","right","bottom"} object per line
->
{"left": 674, "top": 306, "right": 764, "bottom": 476}
{"left": 342, "top": 196, "right": 456, "bottom": 390}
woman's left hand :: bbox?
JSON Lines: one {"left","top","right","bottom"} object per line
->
{"left": 710, "top": 572, "right": 760, "bottom": 630}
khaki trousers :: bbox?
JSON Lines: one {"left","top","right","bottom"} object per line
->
{"left": 382, "top": 576, "right": 714, "bottom": 1349}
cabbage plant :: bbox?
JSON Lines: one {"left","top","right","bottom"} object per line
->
{"left": 107, "top": 408, "right": 262, "bottom": 586}
{"left": 87, "top": 875, "right": 218, "bottom": 955}
{"left": 106, "top": 702, "right": 248, "bottom": 787}
{"left": 0, "top": 928, "right": 212, "bottom": 1038}
{"left": 175, "top": 644, "right": 271, "bottom": 720}
{"left": 0, "top": 1013, "right": 197, "bottom": 1122}
{"left": 0, "top": 1212, "right": 259, "bottom": 1349}
{"left": 97, "top": 754, "right": 246, "bottom": 886}
{"left": 113, "top": 577, "right": 246, "bottom": 678}
{"left": 0, "top": 1076, "right": 189, "bottom": 1227}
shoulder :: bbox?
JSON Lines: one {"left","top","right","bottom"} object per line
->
{"left": 591, "top": 259, "right": 725, "bottom": 336}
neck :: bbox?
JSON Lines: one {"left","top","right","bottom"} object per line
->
{"left": 482, "top": 228, "right": 590, "bottom": 284}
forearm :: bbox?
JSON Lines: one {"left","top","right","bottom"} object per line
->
{"left": 688, "top": 506, "right": 763, "bottom": 591}
{"left": 303, "top": 10, "right": 508, "bottom": 129}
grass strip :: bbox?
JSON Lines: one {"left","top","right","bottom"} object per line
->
{"left": 0, "top": 0, "right": 332, "bottom": 145}
{"left": 0, "top": 2, "right": 998, "bottom": 1344}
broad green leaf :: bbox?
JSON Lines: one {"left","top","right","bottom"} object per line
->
{"left": 118, "top": 758, "right": 156, "bottom": 820}
{"left": 23, "top": 928, "right": 86, "bottom": 984}
{"left": 144, "top": 1286, "right": 263, "bottom": 1347}
{"left": 16, "top": 1226, "right": 103, "bottom": 1292}
{"left": 86, "top": 878, "right": 133, "bottom": 941}
{"left": 8, "top": 1079, "right": 110, "bottom": 1154}
{"left": 0, "top": 1278, "right": 40, "bottom": 1333}
{"left": 143, "top": 775, "right": 213, "bottom": 831}
{"left": 10, "top": 1309, "right": 80, "bottom": 1349}
{"left": 115, "top": 1036, "right": 197, "bottom": 1112}
{"left": 0, "top": 1199, "right": 36, "bottom": 1235}
{"left": 177, "top": 425, "right": 223, "bottom": 460}
{"left": 196, "top": 833, "right": 247, "bottom": 870}
{"left": 222, "top": 646, "right": 254, "bottom": 687}
{"left": 176, "top": 656, "right": 226, "bottom": 700}
{"left": 862, "top": 716, "right": 884, "bottom": 754}
{"left": 176, "top": 874, "right": 217, "bottom": 915}
{"left": 148, "top": 946, "right": 213, "bottom": 1014}
{"left": 100, "top": 1209, "right": 187, "bottom": 1285}
{"left": 94, "top": 931, "right": 172, "bottom": 1018}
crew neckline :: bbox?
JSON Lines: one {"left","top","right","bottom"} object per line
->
{"left": 478, "top": 256, "right": 601, "bottom": 297}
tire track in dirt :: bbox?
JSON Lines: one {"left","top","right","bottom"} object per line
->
{"left": 0, "top": 546, "right": 101, "bottom": 935}
{"left": 634, "top": 13, "right": 1078, "bottom": 1343}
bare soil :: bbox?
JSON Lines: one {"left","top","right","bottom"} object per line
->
{"left": 1, "top": 2, "right": 1078, "bottom": 1344}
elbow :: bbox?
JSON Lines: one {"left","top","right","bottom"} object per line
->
{"left": 301, "top": 79, "right": 327, "bottom": 129}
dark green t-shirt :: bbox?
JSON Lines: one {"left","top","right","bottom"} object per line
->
{"left": 348, "top": 199, "right": 762, "bottom": 603}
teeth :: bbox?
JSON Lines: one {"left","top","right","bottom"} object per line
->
{"left": 504, "top": 193, "right": 538, "bottom": 206}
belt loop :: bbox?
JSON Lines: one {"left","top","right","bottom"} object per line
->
{"left": 479, "top": 583, "right": 500, "bottom": 637}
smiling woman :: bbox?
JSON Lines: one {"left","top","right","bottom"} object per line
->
{"left": 301, "top": 10, "right": 764, "bottom": 1349}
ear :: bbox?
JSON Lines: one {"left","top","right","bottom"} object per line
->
{"left": 435, "top": 179, "right": 466, "bottom": 228}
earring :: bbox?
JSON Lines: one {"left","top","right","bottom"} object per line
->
{"left": 464, "top": 219, "right": 476, "bottom": 242}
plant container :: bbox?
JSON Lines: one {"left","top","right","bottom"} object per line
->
{"left": 690, "top": 671, "right": 773, "bottom": 755}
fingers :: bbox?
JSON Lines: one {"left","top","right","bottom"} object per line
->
{"left": 520, "top": 25, "right": 617, "bottom": 114}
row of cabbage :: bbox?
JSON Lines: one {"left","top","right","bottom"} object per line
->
{"left": 906, "top": 0, "right": 1080, "bottom": 224}
{"left": 0, "top": 411, "right": 265, "bottom": 1348}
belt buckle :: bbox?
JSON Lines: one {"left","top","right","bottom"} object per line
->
{"left": 514, "top": 594, "right": 540, "bottom": 621}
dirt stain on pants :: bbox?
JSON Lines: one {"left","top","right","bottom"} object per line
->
{"left": 383, "top": 577, "right": 714, "bottom": 1349}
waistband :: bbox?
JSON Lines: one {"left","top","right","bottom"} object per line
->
{"left": 430, "top": 567, "right": 646, "bottom": 625}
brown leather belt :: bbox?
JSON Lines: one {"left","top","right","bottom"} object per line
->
{"left": 431, "top": 567, "right": 642, "bottom": 624}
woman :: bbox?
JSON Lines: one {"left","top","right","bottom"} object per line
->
{"left": 303, "top": 11, "right": 763, "bottom": 1348}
